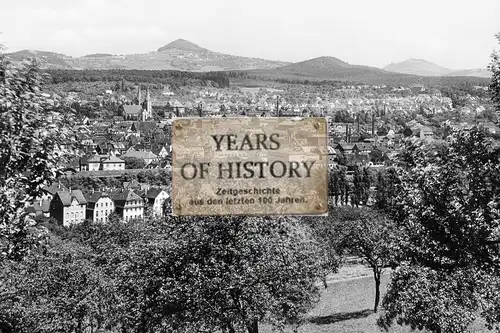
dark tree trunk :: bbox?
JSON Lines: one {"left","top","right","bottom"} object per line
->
{"left": 374, "top": 269, "right": 381, "bottom": 313}
{"left": 246, "top": 319, "right": 259, "bottom": 333}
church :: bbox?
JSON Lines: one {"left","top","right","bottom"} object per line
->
{"left": 122, "top": 86, "right": 153, "bottom": 121}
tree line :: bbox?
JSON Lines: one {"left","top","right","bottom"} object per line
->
{"left": 45, "top": 69, "right": 231, "bottom": 88}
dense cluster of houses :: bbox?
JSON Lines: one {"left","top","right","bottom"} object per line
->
{"left": 27, "top": 181, "right": 171, "bottom": 226}
{"left": 51, "top": 81, "right": 486, "bottom": 122}
{"left": 34, "top": 111, "right": 443, "bottom": 226}
{"left": 30, "top": 81, "right": 495, "bottom": 227}
{"left": 66, "top": 117, "right": 173, "bottom": 173}
{"left": 324, "top": 118, "right": 437, "bottom": 168}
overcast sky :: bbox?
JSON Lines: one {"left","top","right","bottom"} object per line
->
{"left": 1, "top": 0, "right": 499, "bottom": 69}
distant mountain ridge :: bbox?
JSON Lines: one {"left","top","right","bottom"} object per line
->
{"left": 253, "top": 56, "right": 419, "bottom": 84}
{"left": 384, "top": 58, "right": 491, "bottom": 78}
{"left": 6, "top": 40, "right": 492, "bottom": 81}
{"left": 6, "top": 39, "right": 289, "bottom": 71}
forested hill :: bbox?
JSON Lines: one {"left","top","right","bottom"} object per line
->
{"left": 43, "top": 69, "right": 253, "bottom": 88}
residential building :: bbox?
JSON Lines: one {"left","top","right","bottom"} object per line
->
{"left": 129, "top": 121, "right": 158, "bottom": 135}
{"left": 102, "top": 155, "right": 125, "bottom": 171}
{"left": 39, "top": 182, "right": 68, "bottom": 202}
{"left": 166, "top": 100, "right": 185, "bottom": 116}
{"left": 25, "top": 200, "right": 50, "bottom": 217}
{"left": 87, "top": 154, "right": 102, "bottom": 171}
{"left": 151, "top": 143, "right": 169, "bottom": 158}
{"left": 353, "top": 143, "right": 373, "bottom": 155}
{"left": 145, "top": 187, "right": 170, "bottom": 217}
{"left": 121, "top": 150, "right": 159, "bottom": 166}
{"left": 49, "top": 190, "right": 88, "bottom": 227}
{"left": 111, "top": 189, "right": 144, "bottom": 222}
{"left": 86, "top": 191, "right": 115, "bottom": 222}
{"left": 335, "top": 143, "right": 355, "bottom": 155}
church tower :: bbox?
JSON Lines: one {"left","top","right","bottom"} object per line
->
{"left": 141, "top": 86, "right": 152, "bottom": 121}
{"left": 146, "top": 87, "right": 152, "bottom": 118}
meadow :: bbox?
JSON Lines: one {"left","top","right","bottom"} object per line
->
{"left": 260, "top": 264, "right": 490, "bottom": 333}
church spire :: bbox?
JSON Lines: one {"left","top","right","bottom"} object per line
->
{"left": 141, "top": 85, "right": 153, "bottom": 121}
{"left": 136, "top": 86, "right": 141, "bottom": 106}
{"left": 146, "top": 86, "right": 152, "bottom": 119}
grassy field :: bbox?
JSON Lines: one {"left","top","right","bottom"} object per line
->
{"left": 259, "top": 264, "right": 491, "bottom": 333}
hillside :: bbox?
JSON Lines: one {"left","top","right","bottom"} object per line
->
{"left": 384, "top": 58, "right": 452, "bottom": 76}
{"left": 446, "top": 68, "right": 492, "bottom": 78}
{"left": 7, "top": 44, "right": 492, "bottom": 84}
{"left": 6, "top": 39, "right": 290, "bottom": 71}
{"left": 157, "top": 39, "right": 208, "bottom": 52}
{"left": 7, "top": 50, "right": 74, "bottom": 69}
{"left": 383, "top": 58, "right": 492, "bottom": 78}
{"left": 251, "top": 56, "right": 421, "bottom": 85}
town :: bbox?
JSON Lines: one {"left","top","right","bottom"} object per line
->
{"left": 24, "top": 72, "right": 497, "bottom": 227}
{"left": 2, "top": 21, "right": 500, "bottom": 331}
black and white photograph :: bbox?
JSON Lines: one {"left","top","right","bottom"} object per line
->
{"left": 1, "top": 0, "right": 500, "bottom": 332}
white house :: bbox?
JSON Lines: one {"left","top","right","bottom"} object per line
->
{"left": 49, "top": 190, "right": 87, "bottom": 227}
{"left": 111, "top": 189, "right": 144, "bottom": 222}
{"left": 145, "top": 187, "right": 170, "bottom": 217}
{"left": 102, "top": 155, "right": 125, "bottom": 171}
{"left": 86, "top": 192, "right": 115, "bottom": 223}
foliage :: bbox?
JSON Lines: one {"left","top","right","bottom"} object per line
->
{"left": 336, "top": 151, "right": 347, "bottom": 165}
{"left": 393, "top": 127, "right": 500, "bottom": 270}
{"left": 0, "top": 236, "right": 118, "bottom": 333}
{"left": 378, "top": 125, "right": 500, "bottom": 332}
{"left": 350, "top": 167, "right": 371, "bottom": 207}
{"left": 0, "top": 55, "right": 75, "bottom": 261}
{"left": 379, "top": 264, "right": 500, "bottom": 333}
{"left": 370, "top": 146, "right": 382, "bottom": 163}
{"left": 328, "top": 170, "right": 347, "bottom": 206}
{"left": 45, "top": 69, "right": 231, "bottom": 88}
{"left": 310, "top": 207, "right": 398, "bottom": 313}
{"left": 340, "top": 208, "right": 398, "bottom": 313}
{"left": 122, "top": 156, "right": 146, "bottom": 169}
{"left": 60, "top": 176, "right": 122, "bottom": 197}
{"left": 115, "top": 216, "right": 331, "bottom": 333}
{"left": 489, "top": 32, "right": 500, "bottom": 111}
{"left": 0, "top": 216, "right": 330, "bottom": 333}
{"left": 373, "top": 167, "right": 400, "bottom": 212}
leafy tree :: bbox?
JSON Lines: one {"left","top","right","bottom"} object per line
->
{"left": 0, "top": 56, "right": 75, "bottom": 261}
{"left": 0, "top": 235, "right": 118, "bottom": 333}
{"left": 329, "top": 171, "right": 341, "bottom": 206}
{"left": 116, "top": 216, "right": 331, "bottom": 333}
{"left": 375, "top": 167, "right": 400, "bottom": 213}
{"left": 489, "top": 32, "right": 500, "bottom": 111}
{"left": 370, "top": 146, "right": 384, "bottom": 164}
{"left": 337, "top": 169, "right": 348, "bottom": 205}
{"left": 119, "top": 172, "right": 136, "bottom": 182}
{"left": 351, "top": 167, "right": 362, "bottom": 207}
{"left": 336, "top": 151, "right": 347, "bottom": 166}
{"left": 361, "top": 167, "right": 371, "bottom": 205}
{"left": 122, "top": 156, "right": 146, "bottom": 169}
{"left": 378, "top": 126, "right": 500, "bottom": 332}
{"left": 339, "top": 208, "right": 398, "bottom": 313}
{"left": 375, "top": 171, "right": 387, "bottom": 210}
